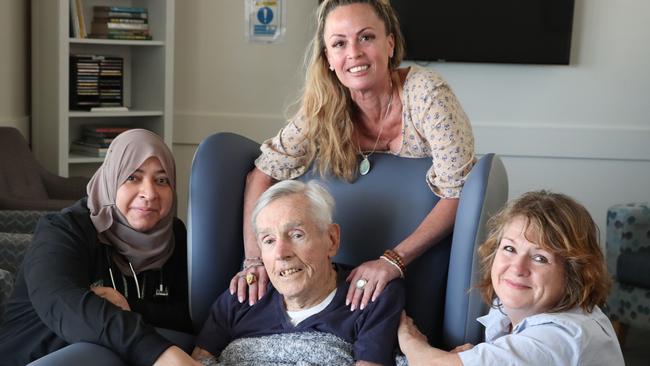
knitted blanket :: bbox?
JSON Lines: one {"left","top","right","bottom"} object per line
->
{"left": 199, "top": 331, "right": 408, "bottom": 366}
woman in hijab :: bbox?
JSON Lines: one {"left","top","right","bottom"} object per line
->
{"left": 0, "top": 129, "right": 198, "bottom": 366}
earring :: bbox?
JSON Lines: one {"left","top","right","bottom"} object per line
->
{"left": 329, "top": 65, "right": 334, "bottom": 71}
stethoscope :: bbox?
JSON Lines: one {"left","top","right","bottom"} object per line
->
{"left": 104, "top": 247, "right": 169, "bottom": 299}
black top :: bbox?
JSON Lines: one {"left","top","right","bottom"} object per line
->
{"left": 0, "top": 198, "right": 192, "bottom": 366}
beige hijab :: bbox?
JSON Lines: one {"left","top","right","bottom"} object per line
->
{"left": 86, "top": 129, "right": 176, "bottom": 275}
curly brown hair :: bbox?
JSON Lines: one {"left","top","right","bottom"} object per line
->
{"left": 476, "top": 191, "right": 611, "bottom": 313}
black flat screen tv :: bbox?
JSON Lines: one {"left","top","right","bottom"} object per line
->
{"left": 391, "top": 0, "right": 575, "bottom": 65}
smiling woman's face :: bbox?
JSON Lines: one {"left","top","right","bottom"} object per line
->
{"left": 491, "top": 216, "right": 566, "bottom": 324}
{"left": 323, "top": 3, "right": 394, "bottom": 93}
{"left": 115, "top": 156, "right": 173, "bottom": 232}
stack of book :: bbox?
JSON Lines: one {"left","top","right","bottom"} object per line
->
{"left": 70, "top": 54, "right": 123, "bottom": 110}
{"left": 70, "top": 125, "right": 131, "bottom": 157}
{"left": 98, "top": 57, "right": 123, "bottom": 107}
{"left": 90, "top": 6, "right": 151, "bottom": 40}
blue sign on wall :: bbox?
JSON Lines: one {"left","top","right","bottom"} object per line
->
{"left": 247, "top": 0, "right": 285, "bottom": 43}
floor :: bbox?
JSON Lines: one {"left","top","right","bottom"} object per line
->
{"left": 622, "top": 326, "right": 650, "bottom": 366}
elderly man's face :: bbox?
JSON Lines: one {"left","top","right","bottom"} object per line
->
{"left": 256, "top": 193, "right": 340, "bottom": 308}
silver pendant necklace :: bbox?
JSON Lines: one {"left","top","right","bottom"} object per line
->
{"left": 358, "top": 79, "right": 393, "bottom": 176}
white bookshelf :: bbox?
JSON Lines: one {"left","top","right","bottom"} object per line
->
{"left": 31, "top": 0, "right": 174, "bottom": 177}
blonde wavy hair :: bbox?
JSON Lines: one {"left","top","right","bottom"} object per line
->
{"left": 476, "top": 191, "right": 611, "bottom": 313}
{"left": 297, "top": 0, "right": 405, "bottom": 181}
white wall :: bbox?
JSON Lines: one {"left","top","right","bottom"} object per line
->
{"left": 420, "top": 0, "right": 650, "bottom": 243}
{"left": 0, "top": 0, "right": 29, "bottom": 138}
{"left": 173, "top": 0, "right": 318, "bottom": 220}
{"left": 176, "top": 0, "right": 650, "bottom": 245}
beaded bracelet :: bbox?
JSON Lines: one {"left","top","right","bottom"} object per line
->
{"left": 381, "top": 249, "right": 406, "bottom": 277}
{"left": 380, "top": 255, "right": 405, "bottom": 278}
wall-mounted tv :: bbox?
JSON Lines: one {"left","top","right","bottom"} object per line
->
{"left": 391, "top": 0, "right": 575, "bottom": 65}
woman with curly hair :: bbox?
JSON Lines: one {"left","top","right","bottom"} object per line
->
{"left": 398, "top": 191, "right": 624, "bottom": 365}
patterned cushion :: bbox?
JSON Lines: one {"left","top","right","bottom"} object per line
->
{"left": 0, "top": 232, "right": 32, "bottom": 273}
{"left": 0, "top": 211, "right": 42, "bottom": 321}
{"left": 607, "top": 282, "right": 650, "bottom": 328}
{"left": 606, "top": 202, "right": 650, "bottom": 329}
{"left": 0, "top": 210, "right": 50, "bottom": 233}
{"left": 0, "top": 268, "right": 15, "bottom": 321}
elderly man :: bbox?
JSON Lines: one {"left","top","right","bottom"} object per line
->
{"left": 191, "top": 180, "right": 404, "bottom": 365}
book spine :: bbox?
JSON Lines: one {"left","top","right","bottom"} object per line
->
{"left": 70, "top": 0, "right": 80, "bottom": 37}
{"left": 94, "top": 22, "right": 149, "bottom": 30}
{"left": 76, "top": 0, "right": 87, "bottom": 38}
{"left": 93, "top": 6, "right": 148, "bottom": 13}
{"left": 93, "top": 18, "right": 147, "bottom": 24}
{"left": 93, "top": 11, "right": 148, "bottom": 19}
{"left": 84, "top": 126, "right": 130, "bottom": 133}
{"left": 92, "top": 34, "right": 152, "bottom": 40}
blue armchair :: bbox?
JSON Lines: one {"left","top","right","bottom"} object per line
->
{"left": 188, "top": 132, "right": 508, "bottom": 349}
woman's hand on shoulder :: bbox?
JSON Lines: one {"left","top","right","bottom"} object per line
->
{"left": 154, "top": 346, "right": 201, "bottom": 366}
{"left": 346, "top": 258, "right": 401, "bottom": 311}
{"left": 90, "top": 286, "right": 130, "bottom": 311}
{"left": 229, "top": 264, "right": 269, "bottom": 305}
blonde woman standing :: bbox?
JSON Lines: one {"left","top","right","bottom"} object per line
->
{"left": 233, "top": 0, "right": 475, "bottom": 311}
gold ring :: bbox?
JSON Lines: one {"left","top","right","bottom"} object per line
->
{"left": 246, "top": 273, "right": 257, "bottom": 285}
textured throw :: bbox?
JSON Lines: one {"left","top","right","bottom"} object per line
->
{"left": 199, "top": 331, "right": 408, "bottom": 366}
